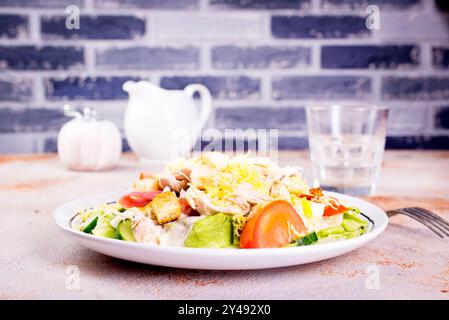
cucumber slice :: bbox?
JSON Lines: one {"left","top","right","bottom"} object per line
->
{"left": 82, "top": 216, "right": 98, "bottom": 234}
{"left": 117, "top": 219, "right": 136, "bottom": 242}
{"left": 92, "top": 216, "right": 116, "bottom": 239}
{"left": 114, "top": 230, "right": 123, "bottom": 240}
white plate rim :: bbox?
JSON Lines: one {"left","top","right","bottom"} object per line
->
{"left": 53, "top": 190, "right": 388, "bottom": 258}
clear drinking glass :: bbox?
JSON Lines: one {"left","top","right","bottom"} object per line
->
{"left": 306, "top": 105, "right": 389, "bottom": 196}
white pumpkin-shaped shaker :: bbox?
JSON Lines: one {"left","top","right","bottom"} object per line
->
{"left": 57, "top": 105, "right": 122, "bottom": 171}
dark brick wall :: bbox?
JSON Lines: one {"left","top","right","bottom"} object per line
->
{"left": 273, "top": 76, "right": 372, "bottom": 100}
{"left": 0, "top": 0, "right": 448, "bottom": 153}
{"left": 271, "top": 16, "right": 370, "bottom": 39}
{"left": 382, "top": 77, "right": 449, "bottom": 100}
{"left": 0, "top": 0, "right": 83, "bottom": 7}
{"left": 0, "top": 79, "right": 33, "bottom": 101}
{"left": 433, "top": 47, "right": 449, "bottom": 69}
{"left": 96, "top": 47, "right": 199, "bottom": 70}
{"left": 215, "top": 107, "right": 306, "bottom": 130}
{"left": 45, "top": 77, "right": 141, "bottom": 100}
{"left": 160, "top": 76, "right": 261, "bottom": 100}
{"left": 0, "top": 107, "right": 69, "bottom": 133}
{"left": 322, "top": 0, "right": 421, "bottom": 9}
{"left": 0, "top": 46, "right": 84, "bottom": 70}
{"left": 96, "top": 0, "right": 199, "bottom": 9}
{"left": 41, "top": 15, "right": 146, "bottom": 40}
{"left": 435, "top": 106, "right": 449, "bottom": 129}
{"left": 0, "top": 14, "right": 28, "bottom": 38}
{"left": 212, "top": 46, "right": 311, "bottom": 69}
{"left": 210, "top": 0, "right": 311, "bottom": 9}
{"left": 321, "top": 45, "right": 420, "bottom": 69}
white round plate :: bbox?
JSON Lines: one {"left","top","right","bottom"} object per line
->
{"left": 54, "top": 191, "right": 388, "bottom": 270}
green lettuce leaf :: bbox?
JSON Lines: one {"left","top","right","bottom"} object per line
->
{"left": 184, "top": 213, "right": 237, "bottom": 248}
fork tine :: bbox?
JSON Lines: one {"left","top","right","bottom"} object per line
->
{"left": 410, "top": 207, "right": 449, "bottom": 228}
{"left": 404, "top": 208, "right": 449, "bottom": 237}
{"left": 394, "top": 209, "right": 445, "bottom": 239}
{"left": 405, "top": 207, "right": 449, "bottom": 230}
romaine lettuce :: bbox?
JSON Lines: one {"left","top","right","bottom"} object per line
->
{"left": 184, "top": 213, "right": 237, "bottom": 248}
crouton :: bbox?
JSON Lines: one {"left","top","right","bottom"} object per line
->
{"left": 133, "top": 178, "right": 160, "bottom": 192}
{"left": 139, "top": 172, "right": 153, "bottom": 180}
{"left": 149, "top": 192, "right": 181, "bottom": 224}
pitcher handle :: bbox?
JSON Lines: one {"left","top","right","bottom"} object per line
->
{"left": 184, "top": 84, "right": 212, "bottom": 130}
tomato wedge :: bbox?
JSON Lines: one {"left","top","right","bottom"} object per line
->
{"left": 239, "top": 209, "right": 263, "bottom": 249}
{"left": 119, "top": 191, "right": 161, "bottom": 208}
{"left": 240, "top": 200, "right": 307, "bottom": 249}
{"left": 323, "top": 203, "right": 347, "bottom": 217}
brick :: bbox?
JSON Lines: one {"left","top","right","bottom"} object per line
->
{"left": 432, "top": 47, "right": 449, "bottom": 69}
{"left": 387, "top": 106, "right": 428, "bottom": 135}
{"left": 212, "top": 46, "right": 311, "bottom": 69}
{"left": 271, "top": 15, "right": 369, "bottom": 39}
{"left": 273, "top": 76, "right": 371, "bottom": 100}
{"left": 322, "top": 0, "right": 421, "bottom": 9}
{"left": 210, "top": 0, "right": 310, "bottom": 9}
{"left": 0, "top": 133, "right": 51, "bottom": 154}
{"left": 45, "top": 76, "right": 139, "bottom": 100}
{"left": 0, "top": 0, "right": 83, "bottom": 7}
{"left": 0, "top": 78, "right": 33, "bottom": 101}
{"left": 0, "top": 46, "right": 84, "bottom": 70}
{"left": 95, "top": 0, "right": 198, "bottom": 9}
{"left": 278, "top": 136, "right": 308, "bottom": 150}
{"left": 380, "top": 11, "right": 449, "bottom": 40}
{"left": 435, "top": 106, "right": 449, "bottom": 129}
{"left": 215, "top": 107, "right": 306, "bottom": 130}
{"left": 382, "top": 77, "right": 449, "bottom": 100}
{"left": 96, "top": 46, "right": 199, "bottom": 70}
{"left": 156, "top": 14, "right": 261, "bottom": 40}
{"left": 0, "top": 107, "right": 69, "bottom": 133}
{"left": 386, "top": 136, "right": 449, "bottom": 150}
{"left": 43, "top": 136, "right": 57, "bottom": 153}
{"left": 41, "top": 15, "right": 145, "bottom": 40}
{"left": 322, "top": 45, "right": 419, "bottom": 69}
{"left": 0, "top": 15, "right": 28, "bottom": 39}
{"left": 160, "top": 76, "right": 260, "bottom": 100}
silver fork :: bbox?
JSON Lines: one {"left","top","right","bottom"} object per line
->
{"left": 386, "top": 207, "right": 449, "bottom": 239}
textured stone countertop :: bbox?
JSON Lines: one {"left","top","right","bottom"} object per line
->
{"left": 1, "top": 151, "right": 448, "bottom": 300}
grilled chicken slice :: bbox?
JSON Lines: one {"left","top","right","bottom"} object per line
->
{"left": 181, "top": 186, "right": 250, "bottom": 216}
{"left": 158, "top": 171, "right": 188, "bottom": 192}
{"left": 234, "top": 183, "right": 272, "bottom": 205}
{"left": 132, "top": 216, "right": 163, "bottom": 244}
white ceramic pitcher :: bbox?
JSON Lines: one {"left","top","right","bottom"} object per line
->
{"left": 123, "top": 80, "right": 211, "bottom": 162}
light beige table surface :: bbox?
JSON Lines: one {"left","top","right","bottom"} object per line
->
{"left": 0, "top": 151, "right": 448, "bottom": 300}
